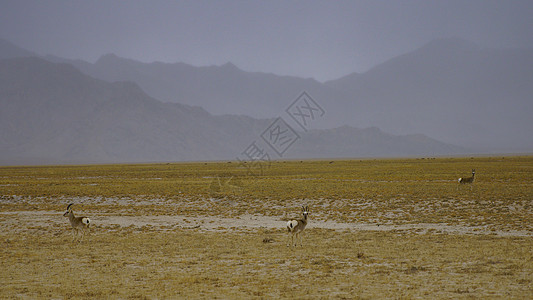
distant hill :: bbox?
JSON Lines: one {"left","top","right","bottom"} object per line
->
{"left": 45, "top": 53, "right": 341, "bottom": 120}
{"left": 42, "top": 38, "right": 533, "bottom": 151}
{"left": 3, "top": 37, "right": 531, "bottom": 152}
{"left": 326, "top": 38, "right": 533, "bottom": 150}
{"left": 0, "top": 57, "right": 465, "bottom": 165}
{"left": 292, "top": 126, "right": 463, "bottom": 158}
{"left": 0, "top": 57, "right": 259, "bottom": 164}
{"left": 0, "top": 38, "right": 37, "bottom": 59}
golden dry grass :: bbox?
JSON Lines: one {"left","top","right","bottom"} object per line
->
{"left": 1, "top": 156, "right": 532, "bottom": 298}
{"left": 1, "top": 228, "right": 531, "bottom": 299}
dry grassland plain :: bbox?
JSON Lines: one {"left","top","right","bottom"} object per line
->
{"left": 1, "top": 156, "right": 532, "bottom": 299}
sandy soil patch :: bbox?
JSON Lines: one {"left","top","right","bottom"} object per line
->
{"left": 1, "top": 210, "right": 530, "bottom": 237}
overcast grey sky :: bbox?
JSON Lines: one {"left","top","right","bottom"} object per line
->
{"left": 1, "top": 0, "right": 532, "bottom": 81}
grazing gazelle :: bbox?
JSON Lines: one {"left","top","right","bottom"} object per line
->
{"left": 287, "top": 206, "right": 309, "bottom": 247}
{"left": 63, "top": 203, "right": 91, "bottom": 242}
{"left": 458, "top": 169, "right": 476, "bottom": 190}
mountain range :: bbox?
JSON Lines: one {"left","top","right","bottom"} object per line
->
{"left": 1, "top": 37, "right": 531, "bottom": 164}
{"left": 40, "top": 37, "right": 533, "bottom": 151}
{"left": 0, "top": 57, "right": 464, "bottom": 165}
{"left": 327, "top": 38, "right": 533, "bottom": 150}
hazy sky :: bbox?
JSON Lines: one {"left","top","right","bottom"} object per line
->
{"left": 1, "top": 0, "right": 532, "bottom": 81}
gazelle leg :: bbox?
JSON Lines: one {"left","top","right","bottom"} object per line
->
{"left": 291, "top": 233, "right": 295, "bottom": 247}
{"left": 76, "top": 228, "right": 82, "bottom": 242}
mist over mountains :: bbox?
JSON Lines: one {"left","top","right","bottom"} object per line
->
{"left": 0, "top": 56, "right": 463, "bottom": 165}
{"left": 0, "top": 57, "right": 257, "bottom": 164}
{"left": 43, "top": 38, "right": 533, "bottom": 150}
{"left": 327, "top": 38, "right": 533, "bottom": 150}
{"left": 1, "top": 38, "right": 531, "bottom": 165}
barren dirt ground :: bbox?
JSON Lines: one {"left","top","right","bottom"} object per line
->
{"left": 1, "top": 208, "right": 532, "bottom": 236}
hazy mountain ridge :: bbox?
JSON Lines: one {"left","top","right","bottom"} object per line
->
{"left": 328, "top": 38, "right": 533, "bottom": 149}
{"left": 0, "top": 56, "right": 465, "bottom": 165}
{"left": 39, "top": 37, "right": 533, "bottom": 151}
{"left": 292, "top": 126, "right": 462, "bottom": 158}
{"left": 0, "top": 57, "right": 256, "bottom": 164}
{"left": 46, "top": 52, "right": 335, "bottom": 119}
{"left": 0, "top": 38, "right": 37, "bottom": 59}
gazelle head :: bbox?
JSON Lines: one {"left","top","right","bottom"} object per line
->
{"left": 471, "top": 169, "right": 476, "bottom": 176}
{"left": 63, "top": 203, "right": 74, "bottom": 217}
{"left": 302, "top": 206, "right": 309, "bottom": 218}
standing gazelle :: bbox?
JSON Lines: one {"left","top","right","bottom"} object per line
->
{"left": 287, "top": 206, "right": 309, "bottom": 247}
{"left": 63, "top": 203, "right": 91, "bottom": 242}
{"left": 458, "top": 169, "right": 476, "bottom": 190}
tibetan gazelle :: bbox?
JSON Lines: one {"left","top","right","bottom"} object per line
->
{"left": 458, "top": 169, "right": 475, "bottom": 190}
{"left": 63, "top": 203, "right": 91, "bottom": 242}
{"left": 287, "top": 206, "right": 309, "bottom": 247}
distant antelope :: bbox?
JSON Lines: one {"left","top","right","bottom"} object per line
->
{"left": 458, "top": 169, "right": 475, "bottom": 190}
{"left": 287, "top": 206, "right": 309, "bottom": 247}
{"left": 63, "top": 203, "right": 91, "bottom": 242}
